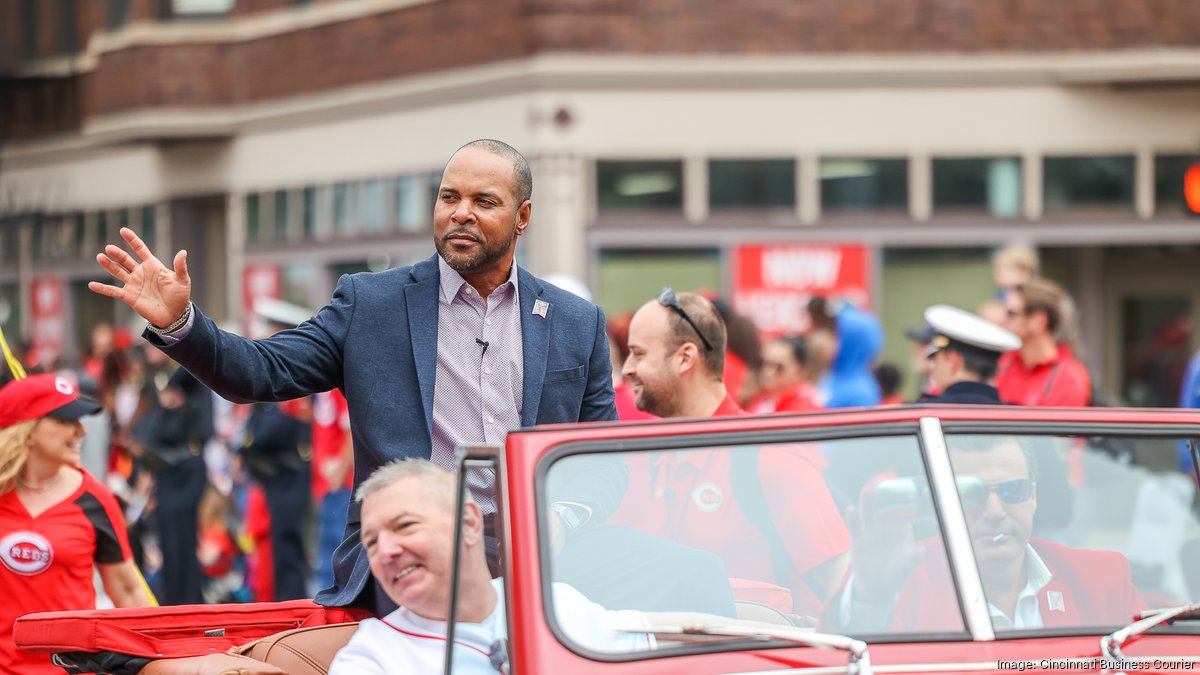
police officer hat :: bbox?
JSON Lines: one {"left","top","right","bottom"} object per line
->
{"left": 923, "top": 304, "right": 1020, "bottom": 358}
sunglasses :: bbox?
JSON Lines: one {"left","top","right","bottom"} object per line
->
{"left": 657, "top": 287, "right": 714, "bottom": 352}
{"left": 956, "top": 477, "right": 1036, "bottom": 509}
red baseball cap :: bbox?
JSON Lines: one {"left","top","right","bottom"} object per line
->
{"left": 0, "top": 374, "right": 103, "bottom": 429}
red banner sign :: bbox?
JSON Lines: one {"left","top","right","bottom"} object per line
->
{"left": 732, "top": 243, "right": 872, "bottom": 338}
{"left": 242, "top": 265, "right": 281, "bottom": 338}
{"left": 30, "top": 277, "right": 66, "bottom": 368}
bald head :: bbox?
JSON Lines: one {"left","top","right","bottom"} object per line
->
{"left": 454, "top": 139, "right": 532, "bottom": 204}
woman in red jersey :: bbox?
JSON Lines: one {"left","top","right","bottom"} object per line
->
{"left": 0, "top": 373, "right": 153, "bottom": 673}
{"left": 748, "top": 335, "right": 822, "bottom": 414}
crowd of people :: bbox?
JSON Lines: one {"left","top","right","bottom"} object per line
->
{"left": 0, "top": 137, "right": 1191, "bottom": 671}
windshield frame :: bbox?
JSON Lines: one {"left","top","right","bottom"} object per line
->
{"left": 534, "top": 420, "right": 986, "bottom": 663}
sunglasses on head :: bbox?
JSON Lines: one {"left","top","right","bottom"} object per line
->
{"left": 657, "top": 287, "right": 714, "bottom": 352}
{"left": 956, "top": 476, "right": 1035, "bottom": 509}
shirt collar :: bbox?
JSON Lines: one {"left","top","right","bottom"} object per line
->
{"left": 986, "top": 544, "right": 1053, "bottom": 628}
{"left": 1024, "top": 544, "right": 1052, "bottom": 593}
{"left": 437, "top": 255, "right": 519, "bottom": 305}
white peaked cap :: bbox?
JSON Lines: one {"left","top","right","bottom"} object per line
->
{"left": 255, "top": 298, "right": 313, "bottom": 328}
{"left": 923, "top": 304, "right": 1021, "bottom": 355}
{"left": 542, "top": 273, "right": 592, "bottom": 302}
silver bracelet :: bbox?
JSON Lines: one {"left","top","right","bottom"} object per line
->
{"left": 148, "top": 303, "right": 192, "bottom": 336}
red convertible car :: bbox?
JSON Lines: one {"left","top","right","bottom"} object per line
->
{"left": 16, "top": 405, "right": 1200, "bottom": 673}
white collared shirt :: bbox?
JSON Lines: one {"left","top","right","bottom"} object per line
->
{"left": 987, "top": 545, "right": 1052, "bottom": 630}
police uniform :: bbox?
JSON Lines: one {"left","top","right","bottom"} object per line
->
{"left": 243, "top": 299, "right": 315, "bottom": 601}
{"left": 921, "top": 304, "right": 1020, "bottom": 405}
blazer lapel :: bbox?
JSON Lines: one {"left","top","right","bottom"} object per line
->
{"left": 405, "top": 256, "right": 441, "bottom": 435}
{"left": 519, "top": 267, "right": 549, "bottom": 426}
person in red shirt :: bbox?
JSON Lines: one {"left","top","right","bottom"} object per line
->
{"left": 747, "top": 335, "right": 821, "bottom": 414}
{"left": 829, "top": 436, "right": 1140, "bottom": 633}
{"left": 312, "top": 388, "right": 354, "bottom": 592}
{"left": 997, "top": 278, "right": 1091, "bottom": 407}
{"left": 615, "top": 288, "right": 850, "bottom": 614}
{"left": 0, "top": 374, "right": 153, "bottom": 673}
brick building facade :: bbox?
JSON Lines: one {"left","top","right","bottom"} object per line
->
{"left": 2, "top": 0, "right": 1199, "bottom": 402}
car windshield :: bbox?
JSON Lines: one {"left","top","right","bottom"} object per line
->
{"left": 542, "top": 432, "right": 965, "bottom": 655}
{"left": 943, "top": 432, "right": 1200, "bottom": 634}
{"left": 539, "top": 424, "right": 1200, "bottom": 657}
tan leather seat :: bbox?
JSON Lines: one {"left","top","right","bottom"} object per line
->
{"left": 137, "top": 652, "right": 287, "bottom": 674}
{"left": 237, "top": 622, "right": 359, "bottom": 675}
{"left": 136, "top": 622, "right": 358, "bottom": 675}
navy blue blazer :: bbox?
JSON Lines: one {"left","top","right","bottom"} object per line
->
{"left": 148, "top": 254, "right": 618, "bottom": 606}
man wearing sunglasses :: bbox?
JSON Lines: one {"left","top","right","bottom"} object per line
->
{"left": 830, "top": 436, "right": 1142, "bottom": 633}
{"left": 920, "top": 304, "right": 1020, "bottom": 405}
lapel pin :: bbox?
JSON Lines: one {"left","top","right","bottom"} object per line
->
{"left": 1047, "top": 590, "right": 1065, "bottom": 612}
{"left": 532, "top": 299, "right": 549, "bottom": 318}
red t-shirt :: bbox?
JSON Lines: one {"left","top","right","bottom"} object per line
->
{"left": 311, "top": 389, "right": 353, "bottom": 500}
{"left": 611, "top": 392, "right": 851, "bottom": 614}
{"left": 0, "top": 469, "right": 134, "bottom": 674}
{"left": 996, "top": 345, "right": 1092, "bottom": 407}
{"left": 748, "top": 382, "right": 821, "bottom": 414}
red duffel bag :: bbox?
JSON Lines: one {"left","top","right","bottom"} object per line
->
{"left": 14, "top": 599, "right": 367, "bottom": 673}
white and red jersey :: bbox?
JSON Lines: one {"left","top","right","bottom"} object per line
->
{"left": 330, "top": 578, "right": 653, "bottom": 674}
{"left": 0, "top": 468, "right": 134, "bottom": 673}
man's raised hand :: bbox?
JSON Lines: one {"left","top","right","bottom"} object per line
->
{"left": 89, "top": 227, "right": 192, "bottom": 329}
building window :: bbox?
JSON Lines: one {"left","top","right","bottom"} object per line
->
{"left": 159, "top": 0, "right": 234, "bottom": 18}
{"left": 301, "top": 187, "right": 317, "bottom": 239}
{"left": 709, "top": 159, "right": 794, "bottom": 210}
{"left": 273, "top": 190, "right": 289, "bottom": 241}
{"left": 140, "top": 206, "right": 156, "bottom": 252}
{"left": 396, "top": 172, "right": 438, "bottom": 232}
{"left": 1154, "top": 154, "right": 1198, "bottom": 215}
{"left": 332, "top": 183, "right": 351, "bottom": 236}
{"left": 245, "top": 194, "right": 261, "bottom": 243}
{"left": 597, "top": 161, "right": 684, "bottom": 211}
{"left": 933, "top": 157, "right": 1022, "bottom": 217}
{"left": 69, "top": 213, "right": 86, "bottom": 259}
{"left": 1043, "top": 156, "right": 1134, "bottom": 212}
{"left": 1, "top": 221, "right": 19, "bottom": 266}
{"left": 96, "top": 210, "right": 111, "bottom": 250}
{"left": 357, "top": 179, "right": 387, "bottom": 233}
{"left": 58, "top": 0, "right": 77, "bottom": 54}
{"left": 21, "top": 0, "right": 38, "bottom": 61}
{"left": 106, "top": 0, "right": 131, "bottom": 30}
{"left": 820, "top": 158, "right": 907, "bottom": 212}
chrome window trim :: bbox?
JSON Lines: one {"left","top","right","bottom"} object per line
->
{"left": 919, "top": 416, "right": 995, "bottom": 641}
